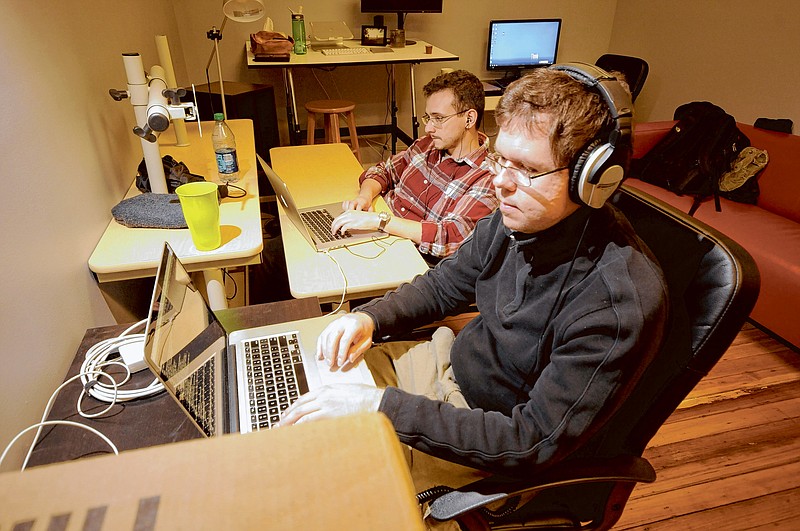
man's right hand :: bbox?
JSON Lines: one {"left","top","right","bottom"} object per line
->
{"left": 316, "top": 312, "right": 376, "bottom": 368}
{"left": 342, "top": 195, "right": 374, "bottom": 212}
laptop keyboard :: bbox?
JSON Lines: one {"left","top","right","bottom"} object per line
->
{"left": 244, "top": 331, "right": 309, "bottom": 430}
{"left": 175, "top": 357, "right": 216, "bottom": 437}
{"left": 300, "top": 208, "right": 350, "bottom": 243}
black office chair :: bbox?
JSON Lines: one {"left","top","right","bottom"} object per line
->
{"left": 419, "top": 185, "right": 760, "bottom": 530}
{"left": 595, "top": 54, "right": 649, "bottom": 102}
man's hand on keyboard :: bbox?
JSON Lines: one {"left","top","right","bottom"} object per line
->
{"left": 342, "top": 195, "right": 373, "bottom": 212}
{"left": 331, "top": 210, "right": 381, "bottom": 236}
{"left": 278, "top": 384, "right": 384, "bottom": 427}
{"left": 316, "top": 312, "right": 375, "bottom": 368}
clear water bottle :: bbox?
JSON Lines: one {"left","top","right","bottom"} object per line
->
{"left": 291, "top": 7, "right": 307, "bottom": 55}
{"left": 212, "top": 112, "right": 239, "bottom": 183}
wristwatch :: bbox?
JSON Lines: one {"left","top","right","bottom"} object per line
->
{"left": 377, "top": 211, "right": 391, "bottom": 232}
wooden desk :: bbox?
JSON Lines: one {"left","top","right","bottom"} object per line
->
{"left": 269, "top": 143, "right": 429, "bottom": 305}
{"left": 247, "top": 40, "right": 458, "bottom": 151}
{"left": 88, "top": 119, "right": 264, "bottom": 310}
{"left": 26, "top": 298, "right": 322, "bottom": 468}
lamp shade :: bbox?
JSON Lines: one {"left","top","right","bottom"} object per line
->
{"left": 223, "top": 0, "right": 265, "bottom": 23}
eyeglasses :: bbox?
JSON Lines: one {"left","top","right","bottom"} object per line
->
{"left": 484, "top": 151, "right": 568, "bottom": 187}
{"left": 420, "top": 110, "right": 468, "bottom": 128}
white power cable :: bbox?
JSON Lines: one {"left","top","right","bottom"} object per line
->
{"left": 7, "top": 319, "right": 162, "bottom": 471}
{"left": 79, "top": 318, "right": 163, "bottom": 403}
{"left": 1, "top": 421, "right": 119, "bottom": 471}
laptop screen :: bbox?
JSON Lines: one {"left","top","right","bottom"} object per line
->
{"left": 143, "top": 243, "right": 227, "bottom": 436}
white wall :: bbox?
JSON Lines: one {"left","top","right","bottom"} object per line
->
{"left": 0, "top": 1, "right": 187, "bottom": 471}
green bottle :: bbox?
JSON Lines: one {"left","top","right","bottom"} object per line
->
{"left": 291, "top": 7, "right": 306, "bottom": 55}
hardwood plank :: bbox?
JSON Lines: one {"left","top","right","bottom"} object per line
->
{"left": 614, "top": 324, "right": 800, "bottom": 529}
{"left": 619, "top": 488, "right": 800, "bottom": 529}
{"left": 648, "top": 395, "right": 800, "bottom": 447}
{"left": 618, "top": 460, "right": 800, "bottom": 527}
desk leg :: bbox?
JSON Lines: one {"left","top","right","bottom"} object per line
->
{"left": 284, "top": 67, "right": 301, "bottom": 145}
{"left": 390, "top": 64, "right": 398, "bottom": 154}
{"left": 203, "top": 269, "right": 228, "bottom": 310}
{"left": 410, "top": 63, "right": 419, "bottom": 140}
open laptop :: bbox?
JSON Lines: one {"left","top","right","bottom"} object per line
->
{"left": 257, "top": 154, "right": 386, "bottom": 251}
{"left": 142, "top": 242, "right": 375, "bottom": 437}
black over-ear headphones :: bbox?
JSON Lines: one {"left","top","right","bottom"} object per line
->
{"left": 550, "top": 62, "right": 633, "bottom": 209}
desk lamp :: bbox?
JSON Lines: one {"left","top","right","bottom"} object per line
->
{"left": 205, "top": 0, "right": 266, "bottom": 119}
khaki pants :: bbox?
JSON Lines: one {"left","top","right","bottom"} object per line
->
{"left": 364, "top": 327, "right": 491, "bottom": 529}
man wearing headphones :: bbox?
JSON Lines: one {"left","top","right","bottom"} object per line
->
{"left": 331, "top": 69, "right": 498, "bottom": 262}
{"left": 282, "top": 64, "right": 668, "bottom": 508}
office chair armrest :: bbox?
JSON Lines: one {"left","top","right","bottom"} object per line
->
{"left": 426, "top": 455, "right": 656, "bottom": 522}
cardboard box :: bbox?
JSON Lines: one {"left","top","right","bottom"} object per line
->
{"left": 0, "top": 413, "right": 423, "bottom": 530}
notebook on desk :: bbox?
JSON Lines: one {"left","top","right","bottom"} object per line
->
{"left": 142, "top": 242, "right": 375, "bottom": 437}
{"left": 257, "top": 153, "right": 387, "bottom": 251}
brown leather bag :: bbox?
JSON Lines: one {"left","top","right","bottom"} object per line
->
{"left": 250, "top": 31, "right": 294, "bottom": 56}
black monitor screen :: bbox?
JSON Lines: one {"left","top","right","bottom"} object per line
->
{"left": 487, "top": 19, "right": 562, "bottom": 71}
{"left": 360, "top": 0, "right": 443, "bottom": 13}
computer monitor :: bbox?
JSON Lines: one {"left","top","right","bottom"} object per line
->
{"left": 487, "top": 19, "right": 562, "bottom": 80}
{"left": 360, "top": 0, "right": 443, "bottom": 29}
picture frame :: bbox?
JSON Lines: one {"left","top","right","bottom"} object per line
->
{"left": 361, "top": 25, "right": 387, "bottom": 46}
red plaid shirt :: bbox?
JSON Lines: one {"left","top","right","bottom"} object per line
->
{"left": 359, "top": 133, "right": 498, "bottom": 257}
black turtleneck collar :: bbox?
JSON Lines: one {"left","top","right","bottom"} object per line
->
{"left": 504, "top": 207, "right": 597, "bottom": 270}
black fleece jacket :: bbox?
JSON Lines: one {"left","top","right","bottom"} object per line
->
{"left": 357, "top": 205, "right": 668, "bottom": 475}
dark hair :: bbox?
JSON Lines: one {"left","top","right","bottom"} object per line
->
{"left": 494, "top": 68, "right": 620, "bottom": 168}
{"left": 423, "top": 70, "right": 485, "bottom": 128}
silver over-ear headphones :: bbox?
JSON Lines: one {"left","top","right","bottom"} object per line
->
{"left": 550, "top": 62, "right": 633, "bottom": 209}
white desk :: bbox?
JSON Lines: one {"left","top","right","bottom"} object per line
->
{"left": 269, "top": 143, "right": 429, "bottom": 305}
{"left": 88, "top": 119, "right": 263, "bottom": 309}
{"left": 247, "top": 40, "right": 458, "bottom": 152}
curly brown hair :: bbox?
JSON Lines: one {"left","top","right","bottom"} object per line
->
{"left": 423, "top": 70, "right": 485, "bottom": 128}
{"left": 494, "top": 68, "right": 620, "bottom": 168}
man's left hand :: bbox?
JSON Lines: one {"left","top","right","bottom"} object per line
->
{"left": 279, "top": 384, "right": 385, "bottom": 426}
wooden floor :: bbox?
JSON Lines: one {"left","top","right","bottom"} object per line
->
{"left": 617, "top": 323, "right": 800, "bottom": 529}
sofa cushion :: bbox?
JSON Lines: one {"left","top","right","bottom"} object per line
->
{"left": 632, "top": 121, "right": 800, "bottom": 224}
{"left": 625, "top": 178, "right": 800, "bottom": 349}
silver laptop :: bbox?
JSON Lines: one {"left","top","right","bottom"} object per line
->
{"left": 142, "top": 242, "right": 375, "bottom": 437}
{"left": 257, "top": 154, "right": 386, "bottom": 251}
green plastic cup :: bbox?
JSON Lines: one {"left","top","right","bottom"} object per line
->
{"left": 175, "top": 181, "right": 221, "bottom": 251}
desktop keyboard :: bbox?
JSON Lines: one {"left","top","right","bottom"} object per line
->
{"left": 321, "top": 47, "right": 370, "bottom": 56}
{"left": 244, "top": 331, "right": 308, "bottom": 430}
{"left": 300, "top": 208, "right": 350, "bottom": 243}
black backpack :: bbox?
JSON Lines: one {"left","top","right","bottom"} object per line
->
{"left": 632, "top": 101, "right": 750, "bottom": 215}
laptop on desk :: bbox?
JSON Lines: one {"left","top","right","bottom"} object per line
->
{"left": 257, "top": 154, "right": 387, "bottom": 251}
{"left": 142, "top": 242, "right": 375, "bottom": 437}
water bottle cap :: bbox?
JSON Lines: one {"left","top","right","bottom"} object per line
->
{"left": 214, "top": 112, "right": 225, "bottom": 121}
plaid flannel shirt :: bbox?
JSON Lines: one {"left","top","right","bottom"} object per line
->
{"left": 359, "top": 133, "right": 498, "bottom": 257}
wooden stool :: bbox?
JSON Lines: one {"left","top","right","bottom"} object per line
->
{"left": 305, "top": 99, "right": 362, "bottom": 163}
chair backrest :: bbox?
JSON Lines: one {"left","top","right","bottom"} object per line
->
{"left": 595, "top": 54, "right": 649, "bottom": 102}
{"left": 545, "top": 185, "right": 761, "bottom": 523}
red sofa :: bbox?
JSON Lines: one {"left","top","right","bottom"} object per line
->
{"left": 626, "top": 121, "right": 800, "bottom": 350}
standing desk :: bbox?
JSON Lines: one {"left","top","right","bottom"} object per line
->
{"left": 247, "top": 40, "right": 458, "bottom": 152}
{"left": 269, "top": 143, "right": 429, "bottom": 306}
{"left": 88, "top": 119, "right": 263, "bottom": 311}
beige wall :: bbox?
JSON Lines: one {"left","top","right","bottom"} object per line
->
{"left": 0, "top": 1, "right": 187, "bottom": 471}
{"left": 172, "top": 0, "right": 618, "bottom": 145}
{"left": 611, "top": 0, "right": 800, "bottom": 125}
{"left": 0, "top": 0, "right": 796, "bottom": 471}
